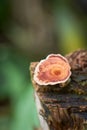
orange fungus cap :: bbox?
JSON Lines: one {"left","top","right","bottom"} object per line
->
{"left": 34, "top": 54, "right": 71, "bottom": 85}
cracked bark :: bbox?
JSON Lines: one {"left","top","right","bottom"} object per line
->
{"left": 30, "top": 49, "right": 87, "bottom": 130}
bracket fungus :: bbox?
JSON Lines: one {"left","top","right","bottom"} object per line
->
{"left": 34, "top": 54, "right": 71, "bottom": 85}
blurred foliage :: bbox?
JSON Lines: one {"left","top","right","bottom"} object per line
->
{"left": 0, "top": 0, "right": 10, "bottom": 28}
{"left": 54, "top": 6, "right": 85, "bottom": 54}
{"left": 0, "top": 0, "right": 87, "bottom": 130}
{"left": 0, "top": 47, "right": 39, "bottom": 130}
{"left": 10, "top": 84, "right": 39, "bottom": 130}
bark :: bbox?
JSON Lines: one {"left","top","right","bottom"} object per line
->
{"left": 30, "top": 49, "right": 87, "bottom": 130}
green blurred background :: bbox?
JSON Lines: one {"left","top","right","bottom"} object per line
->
{"left": 0, "top": 0, "right": 87, "bottom": 130}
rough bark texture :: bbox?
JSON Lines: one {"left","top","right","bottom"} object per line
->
{"left": 30, "top": 49, "right": 87, "bottom": 130}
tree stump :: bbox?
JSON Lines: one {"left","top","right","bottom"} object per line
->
{"left": 30, "top": 50, "right": 87, "bottom": 130}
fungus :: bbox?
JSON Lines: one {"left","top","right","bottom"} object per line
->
{"left": 34, "top": 54, "right": 71, "bottom": 85}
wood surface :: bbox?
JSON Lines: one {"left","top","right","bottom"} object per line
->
{"left": 30, "top": 50, "right": 87, "bottom": 130}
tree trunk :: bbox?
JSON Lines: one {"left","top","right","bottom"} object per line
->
{"left": 30, "top": 50, "right": 87, "bottom": 130}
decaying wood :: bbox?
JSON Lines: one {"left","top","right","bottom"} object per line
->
{"left": 30, "top": 50, "right": 87, "bottom": 130}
